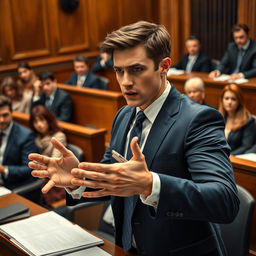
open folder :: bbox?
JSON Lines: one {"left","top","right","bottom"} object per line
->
{"left": 0, "top": 211, "right": 103, "bottom": 256}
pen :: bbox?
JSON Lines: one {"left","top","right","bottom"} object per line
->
{"left": 111, "top": 150, "right": 127, "bottom": 163}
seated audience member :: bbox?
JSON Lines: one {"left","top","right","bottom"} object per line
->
{"left": 29, "top": 105, "right": 66, "bottom": 207}
{"left": 1, "top": 76, "right": 31, "bottom": 113}
{"left": 209, "top": 24, "right": 256, "bottom": 80}
{"left": 66, "top": 54, "right": 106, "bottom": 89}
{"left": 16, "top": 61, "right": 38, "bottom": 103}
{"left": 91, "top": 52, "right": 113, "bottom": 73}
{"left": 184, "top": 77, "right": 209, "bottom": 105}
{"left": 172, "top": 35, "right": 212, "bottom": 72}
{"left": 219, "top": 84, "right": 256, "bottom": 155}
{"left": 33, "top": 71, "right": 73, "bottom": 123}
{"left": 0, "top": 95, "right": 39, "bottom": 201}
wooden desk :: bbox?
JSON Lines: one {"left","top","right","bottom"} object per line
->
{"left": 12, "top": 112, "right": 106, "bottom": 163}
{"left": 57, "top": 84, "right": 126, "bottom": 142}
{"left": 0, "top": 193, "right": 133, "bottom": 256}
{"left": 230, "top": 156, "right": 256, "bottom": 255}
{"left": 168, "top": 72, "right": 256, "bottom": 114}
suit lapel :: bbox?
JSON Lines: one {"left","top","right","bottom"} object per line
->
{"left": 114, "top": 108, "right": 136, "bottom": 156}
{"left": 240, "top": 40, "right": 252, "bottom": 69}
{"left": 3, "top": 123, "right": 16, "bottom": 162}
{"left": 143, "top": 87, "right": 181, "bottom": 169}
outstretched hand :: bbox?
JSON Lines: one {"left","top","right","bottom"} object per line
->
{"left": 70, "top": 137, "right": 153, "bottom": 198}
{"left": 28, "top": 137, "right": 79, "bottom": 193}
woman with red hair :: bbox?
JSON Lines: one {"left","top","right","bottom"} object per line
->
{"left": 219, "top": 84, "right": 256, "bottom": 155}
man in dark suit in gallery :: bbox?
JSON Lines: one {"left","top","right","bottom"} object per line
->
{"left": 209, "top": 24, "right": 256, "bottom": 80}
{"left": 66, "top": 54, "right": 107, "bottom": 90}
{"left": 33, "top": 71, "right": 73, "bottom": 123}
{"left": 0, "top": 95, "right": 39, "bottom": 201}
{"left": 29, "top": 21, "right": 239, "bottom": 256}
{"left": 172, "top": 35, "right": 213, "bottom": 72}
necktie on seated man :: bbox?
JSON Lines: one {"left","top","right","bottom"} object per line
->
{"left": 233, "top": 48, "right": 245, "bottom": 74}
{"left": 122, "top": 110, "right": 146, "bottom": 252}
{"left": 0, "top": 132, "right": 5, "bottom": 147}
{"left": 45, "top": 96, "right": 51, "bottom": 109}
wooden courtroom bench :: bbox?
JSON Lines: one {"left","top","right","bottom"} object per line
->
{"left": 57, "top": 83, "right": 126, "bottom": 142}
{"left": 12, "top": 111, "right": 106, "bottom": 163}
{"left": 230, "top": 155, "right": 256, "bottom": 256}
{"left": 168, "top": 72, "right": 256, "bottom": 114}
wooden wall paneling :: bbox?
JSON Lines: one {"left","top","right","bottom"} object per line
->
{"left": 119, "top": 0, "right": 154, "bottom": 26}
{"left": 46, "top": 0, "right": 90, "bottom": 55}
{"left": 6, "top": 0, "right": 50, "bottom": 61}
{"left": 238, "top": 0, "right": 256, "bottom": 42}
{"left": 158, "top": 0, "right": 191, "bottom": 64}
{"left": 87, "top": 0, "right": 121, "bottom": 48}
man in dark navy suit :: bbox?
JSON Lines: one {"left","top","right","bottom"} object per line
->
{"left": 66, "top": 54, "right": 107, "bottom": 89}
{"left": 33, "top": 71, "right": 73, "bottom": 123}
{"left": 172, "top": 35, "right": 213, "bottom": 72}
{"left": 0, "top": 95, "right": 39, "bottom": 201}
{"left": 29, "top": 21, "right": 239, "bottom": 256}
{"left": 209, "top": 24, "right": 256, "bottom": 80}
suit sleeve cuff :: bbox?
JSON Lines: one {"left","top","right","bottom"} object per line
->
{"left": 140, "top": 172, "right": 160, "bottom": 208}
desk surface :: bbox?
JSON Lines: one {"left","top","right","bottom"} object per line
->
{"left": 0, "top": 193, "right": 133, "bottom": 256}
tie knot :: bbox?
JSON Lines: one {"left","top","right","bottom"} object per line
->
{"left": 135, "top": 111, "right": 146, "bottom": 124}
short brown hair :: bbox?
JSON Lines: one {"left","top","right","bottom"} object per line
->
{"left": 100, "top": 20, "right": 171, "bottom": 69}
{"left": 73, "top": 54, "right": 89, "bottom": 64}
{"left": 232, "top": 24, "right": 249, "bottom": 35}
{"left": 0, "top": 95, "right": 12, "bottom": 112}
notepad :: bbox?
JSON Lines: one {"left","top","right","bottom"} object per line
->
{"left": 0, "top": 211, "right": 104, "bottom": 256}
{"left": 0, "top": 202, "right": 29, "bottom": 224}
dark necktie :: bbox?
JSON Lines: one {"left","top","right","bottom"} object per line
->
{"left": 0, "top": 132, "right": 5, "bottom": 147}
{"left": 122, "top": 110, "right": 146, "bottom": 251}
{"left": 233, "top": 48, "right": 245, "bottom": 73}
{"left": 45, "top": 96, "right": 51, "bottom": 109}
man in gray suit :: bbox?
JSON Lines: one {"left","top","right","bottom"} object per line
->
{"left": 29, "top": 21, "right": 239, "bottom": 256}
{"left": 209, "top": 24, "right": 256, "bottom": 80}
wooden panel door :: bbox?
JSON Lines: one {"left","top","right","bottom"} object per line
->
{"left": 4, "top": 0, "right": 50, "bottom": 61}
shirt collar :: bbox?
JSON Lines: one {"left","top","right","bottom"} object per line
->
{"left": 136, "top": 82, "right": 171, "bottom": 124}
{"left": 1, "top": 121, "right": 13, "bottom": 136}
{"left": 241, "top": 39, "right": 250, "bottom": 51}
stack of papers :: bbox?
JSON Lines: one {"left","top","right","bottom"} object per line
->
{"left": 235, "top": 153, "right": 256, "bottom": 162}
{"left": 228, "top": 78, "right": 249, "bottom": 84}
{"left": 0, "top": 186, "right": 12, "bottom": 196}
{"left": 213, "top": 74, "right": 231, "bottom": 81}
{"left": 0, "top": 211, "right": 104, "bottom": 256}
{"left": 167, "top": 68, "right": 185, "bottom": 76}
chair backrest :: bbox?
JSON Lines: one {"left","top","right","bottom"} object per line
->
{"left": 219, "top": 185, "right": 255, "bottom": 256}
{"left": 67, "top": 143, "right": 84, "bottom": 162}
{"left": 98, "top": 76, "right": 109, "bottom": 90}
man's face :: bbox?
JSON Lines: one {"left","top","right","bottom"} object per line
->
{"left": 41, "top": 79, "right": 56, "bottom": 96}
{"left": 0, "top": 106, "right": 12, "bottom": 130}
{"left": 113, "top": 45, "right": 166, "bottom": 110}
{"left": 18, "top": 68, "right": 32, "bottom": 82}
{"left": 186, "top": 40, "right": 200, "bottom": 55}
{"left": 233, "top": 30, "right": 248, "bottom": 48}
{"left": 74, "top": 61, "right": 88, "bottom": 76}
{"left": 185, "top": 86, "right": 204, "bottom": 104}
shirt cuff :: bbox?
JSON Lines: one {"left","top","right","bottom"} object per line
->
{"left": 140, "top": 172, "right": 160, "bottom": 208}
{"left": 65, "top": 186, "right": 85, "bottom": 199}
{"left": 239, "top": 73, "right": 244, "bottom": 78}
{"left": 3, "top": 166, "right": 9, "bottom": 179}
{"left": 33, "top": 96, "right": 40, "bottom": 101}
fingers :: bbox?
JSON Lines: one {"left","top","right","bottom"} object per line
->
{"left": 51, "top": 137, "right": 71, "bottom": 157}
{"left": 31, "top": 170, "right": 49, "bottom": 178}
{"left": 28, "top": 153, "right": 51, "bottom": 165}
{"left": 28, "top": 161, "right": 47, "bottom": 170}
{"left": 41, "top": 179, "right": 56, "bottom": 194}
{"left": 130, "top": 137, "right": 144, "bottom": 161}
